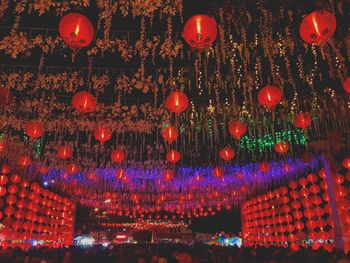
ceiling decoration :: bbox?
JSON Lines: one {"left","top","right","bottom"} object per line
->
{"left": 0, "top": 0, "right": 349, "bottom": 218}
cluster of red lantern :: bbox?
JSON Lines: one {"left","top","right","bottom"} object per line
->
{"left": 242, "top": 168, "right": 334, "bottom": 251}
{"left": 0, "top": 174, "right": 75, "bottom": 249}
{"left": 59, "top": 13, "right": 94, "bottom": 48}
{"left": 182, "top": 14, "right": 218, "bottom": 49}
{"left": 299, "top": 10, "right": 336, "bottom": 45}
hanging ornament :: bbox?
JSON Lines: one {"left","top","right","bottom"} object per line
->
{"left": 164, "top": 170, "right": 175, "bottom": 182}
{"left": 161, "top": 126, "right": 179, "bottom": 143}
{"left": 219, "top": 147, "right": 235, "bottom": 161}
{"left": 257, "top": 85, "right": 282, "bottom": 109}
{"left": 259, "top": 162, "right": 270, "bottom": 173}
{"left": 18, "top": 155, "right": 31, "bottom": 167}
{"left": 59, "top": 13, "right": 94, "bottom": 48}
{"left": 24, "top": 121, "right": 44, "bottom": 139}
{"left": 343, "top": 77, "right": 350, "bottom": 93}
{"left": 212, "top": 167, "right": 224, "bottom": 178}
{"left": 111, "top": 149, "right": 125, "bottom": 163}
{"left": 274, "top": 141, "right": 289, "bottom": 154}
{"left": 182, "top": 14, "right": 218, "bottom": 49}
{"left": 72, "top": 91, "right": 96, "bottom": 113}
{"left": 57, "top": 145, "right": 72, "bottom": 159}
{"left": 294, "top": 112, "right": 312, "bottom": 130}
{"left": 299, "top": 10, "right": 336, "bottom": 45}
{"left": 65, "top": 163, "right": 79, "bottom": 175}
{"left": 115, "top": 168, "right": 126, "bottom": 180}
{"left": 166, "top": 150, "right": 181, "bottom": 164}
{"left": 228, "top": 121, "right": 247, "bottom": 140}
{"left": 38, "top": 165, "right": 49, "bottom": 174}
{"left": 343, "top": 157, "right": 350, "bottom": 169}
{"left": 1, "top": 164, "right": 10, "bottom": 174}
{"left": 165, "top": 91, "right": 189, "bottom": 114}
{"left": 94, "top": 126, "right": 112, "bottom": 143}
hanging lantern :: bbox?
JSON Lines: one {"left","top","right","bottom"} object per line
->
{"left": 212, "top": 167, "right": 224, "bottom": 178}
{"left": 259, "top": 162, "right": 270, "bottom": 173}
{"left": 228, "top": 120, "right": 247, "bottom": 140}
{"left": 161, "top": 126, "right": 178, "bottom": 143}
{"left": 18, "top": 155, "right": 31, "bottom": 167}
{"left": 0, "top": 140, "right": 5, "bottom": 153}
{"left": 165, "top": 91, "right": 189, "bottom": 114}
{"left": 343, "top": 157, "right": 350, "bottom": 169}
{"left": 72, "top": 91, "right": 96, "bottom": 113}
{"left": 299, "top": 10, "right": 336, "bottom": 45}
{"left": 219, "top": 147, "right": 235, "bottom": 161}
{"left": 343, "top": 77, "right": 350, "bottom": 93}
{"left": 38, "top": 165, "right": 49, "bottom": 174}
{"left": 10, "top": 174, "right": 21, "bottom": 184}
{"left": 59, "top": 13, "right": 94, "bottom": 48}
{"left": 294, "top": 112, "right": 312, "bottom": 129}
{"left": 94, "top": 126, "right": 112, "bottom": 143}
{"left": 166, "top": 150, "right": 181, "bottom": 164}
{"left": 111, "top": 149, "right": 125, "bottom": 163}
{"left": 182, "top": 14, "right": 218, "bottom": 49}
{"left": 57, "top": 145, "right": 72, "bottom": 159}
{"left": 24, "top": 121, "right": 44, "bottom": 139}
{"left": 115, "top": 168, "right": 126, "bottom": 180}
{"left": 65, "top": 163, "right": 78, "bottom": 175}
{"left": 1, "top": 164, "right": 10, "bottom": 174}
{"left": 257, "top": 85, "right": 282, "bottom": 109}
{"left": 274, "top": 141, "right": 289, "bottom": 154}
{"left": 0, "top": 85, "right": 13, "bottom": 106}
{"left": 164, "top": 170, "right": 174, "bottom": 182}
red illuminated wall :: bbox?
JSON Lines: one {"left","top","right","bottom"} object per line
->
{"left": 0, "top": 174, "right": 75, "bottom": 249}
{"left": 241, "top": 167, "right": 335, "bottom": 251}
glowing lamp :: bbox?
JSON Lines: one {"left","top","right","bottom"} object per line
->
{"left": 166, "top": 150, "right": 181, "bottom": 164}
{"left": 294, "top": 112, "right": 312, "bottom": 130}
{"left": 111, "top": 149, "right": 125, "bottom": 163}
{"left": 274, "top": 141, "right": 289, "bottom": 154}
{"left": 228, "top": 120, "right": 247, "bottom": 140}
{"left": 161, "top": 125, "right": 178, "bottom": 143}
{"left": 94, "top": 126, "right": 112, "bottom": 143}
{"left": 182, "top": 14, "right": 217, "bottom": 49}
{"left": 57, "top": 145, "right": 73, "bottom": 159}
{"left": 219, "top": 146, "right": 235, "bottom": 161}
{"left": 165, "top": 91, "right": 189, "bottom": 114}
{"left": 257, "top": 85, "right": 282, "bottom": 109}
{"left": 24, "top": 121, "right": 44, "bottom": 139}
{"left": 72, "top": 91, "right": 96, "bottom": 113}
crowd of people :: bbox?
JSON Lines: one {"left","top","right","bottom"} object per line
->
{"left": 0, "top": 244, "right": 349, "bottom": 263}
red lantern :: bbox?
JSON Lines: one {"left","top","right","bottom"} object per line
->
{"left": 294, "top": 112, "right": 312, "bottom": 129}
{"left": 219, "top": 147, "right": 235, "bottom": 161}
{"left": 164, "top": 170, "right": 174, "bottom": 182}
{"left": 299, "top": 10, "right": 336, "bottom": 45}
{"left": 38, "top": 165, "right": 49, "bottom": 174}
{"left": 161, "top": 126, "right": 178, "bottom": 143}
{"left": 228, "top": 120, "right": 247, "bottom": 140}
{"left": 182, "top": 14, "right": 217, "bottom": 49}
{"left": 59, "top": 13, "right": 94, "bottom": 48}
{"left": 1, "top": 164, "right": 10, "bottom": 174}
{"left": 165, "top": 91, "right": 189, "bottom": 114}
{"left": 274, "top": 141, "right": 289, "bottom": 154}
{"left": 65, "top": 163, "right": 78, "bottom": 175}
{"left": 115, "top": 168, "right": 126, "bottom": 180}
{"left": 111, "top": 149, "right": 125, "bottom": 163}
{"left": 24, "top": 121, "right": 44, "bottom": 139}
{"left": 259, "top": 162, "right": 270, "bottom": 173}
{"left": 10, "top": 174, "right": 21, "bottom": 184}
{"left": 0, "top": 186, "right": 6, "bottom": 197}
{"left": 257, "top": 85, "right": 282, "bottom": 109}
{"left": 72, "top": 91, "right": 96, "bottom": 113}
{"left": 166, "top": 150, "right": 181, "bottom": 164}
{"left": 343, "top": 77, "right": 350, "bottom": 93}
{"left": 343, "top": 157, "right": 350, "bottom": 169}
{"left": 212, "top": 167, "right": 224, "bottom": 178}
{"left": 94, "top": 126, "right": 112, "bottom": 143}
{"left": 18, "top": 155, "right": 31, "bottom": 167}
{"left": 0, "top": 140, "right": 5, "bottom": 153}
{"left": 57, "top": 145, "right": 72, "bottom": 159}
